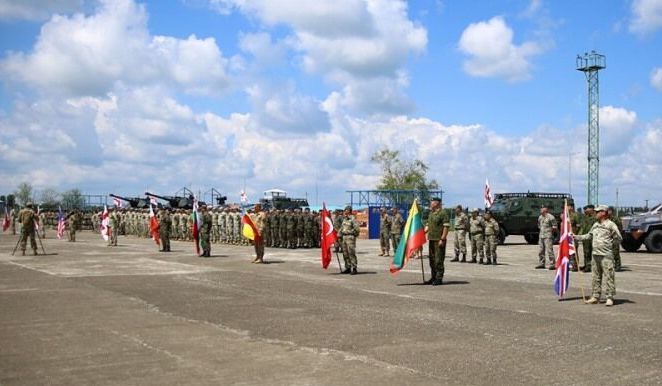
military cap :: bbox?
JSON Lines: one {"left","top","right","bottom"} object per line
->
{"left": 26, "top": 202, "right": 33, "bottom": 208}
{"left": 431, "top": 197, "right": 441, "bottom": 202}
{"left": 595, "top": 205, "right": 608, "bottom": 212}
{"left": 472, "top": 208, "right": 480, "bottom": 213}
{"left": 344, "top": 205, "right": 352, "bottom": 212}
{"left": 583, "top": 204, "right": 595, "bottom": 210}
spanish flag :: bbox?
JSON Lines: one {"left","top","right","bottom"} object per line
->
{"left": 242, "top": 212, "right": 260, "bottom": 241}
{"left": 390, "top": 200, "right": 427, "bottom": 275}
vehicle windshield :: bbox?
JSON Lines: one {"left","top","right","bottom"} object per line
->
{"left": 490, "top": 201, "right": 507, "bottom": 213}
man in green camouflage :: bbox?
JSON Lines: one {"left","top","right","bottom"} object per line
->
{"left": 199, "top": 205, "right": 212, "bottom": 257}
{"left": 108, "top": 207, "right": 118, "bottom": 246}
{"left": 580, "top": 205, "right": 596, "bottom": 272}
{"left": 390, "top": 207, "right": 404, "bottom": 253}
{"left": 536, "top": 206, "right": 557, "bottom": 270}
{"left": 452, "top": 205, "right": 469, "bottom": 262}
{"left": 18, "top": 203, "right": 38, "bottom": 256}
{"left": 573, "top": 205, "right": 623, "bottom": 307}
{"left": 484, "top": 211, "right": 499, "bottom": 265}
{"left": 340, "top": 205, "right": 360, "bottom": 275}
{"left": 378, "top": 207, "right": 391, "bottom": 256}
{"left": 425, "top": 198, "right": 450, "bottom": 285}
{"left": 158, "top": 208, "right": 172, "bottom": 252}
{"left": 469, "top": 209, "right": 485, "bottom": 264}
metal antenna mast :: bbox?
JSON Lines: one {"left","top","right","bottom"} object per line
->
{"left": 576, "top": 50, "right": 606, "bottom": 205}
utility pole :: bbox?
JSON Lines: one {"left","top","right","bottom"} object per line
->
{"left": 576, "top": 50, "right": 606, "bottom": 206}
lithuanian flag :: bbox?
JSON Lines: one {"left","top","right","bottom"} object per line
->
{"left": 390, "top": 200, "right": 427, "bottom": 275}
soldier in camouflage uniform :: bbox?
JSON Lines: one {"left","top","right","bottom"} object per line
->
{"left": 536, "top": 206, "right": 557, "bottom": 270}
{"left": 333, "top": 210, "right": 343, "bottom": 253}
{"left": 158, "top": 208, "right": 172, "bottom": 252}
{"left": 607, "top": 207, "right": 623, "bottom": 271}
{"left": 425, "top": 198, "right": 450, "bottom": 285}
{"left": 390, "top": 207, "right": 404, "bottom": 253}
{"left": 484, "top": 211, "right": 499, "bottom": 265}
{"left": 18, "top": 203, "right": 38, "bottom": 256}
{"left": 211, "top": 209, "right": 219, "bottom": 243}
{"left": 199, "top": 205, "right": 213, "bottom": 257}
{"left": 269, "top": 209, "right": 279, "bottom": 247}
{"left": 580, "top": 205, "right": 596, "bottom": 272}
{"left": 469, "top": 209, "right": 485, "bottom": 264}
{"left": 574, "top": 205, "right": 623, "bottom": 307}
{"left": 234, "top": 209, "right": 243, "bottom": 245}
{"left": 451, "top": 205, "right": 469, "bottom": 262}
{"left": 108, "top": 207, "right": 118, "bottom": 246}
{"left": 378, "top": 207, "right": 391, "bottom": 256}
{"left": 285, "top": 209, "right": 296, "bottom": 248}
{"left": 339, "top": 205, "right": 360, "bottom": 274}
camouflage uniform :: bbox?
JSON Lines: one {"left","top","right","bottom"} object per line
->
{"left": 108, "top": 209, "right": 118, "bottom": 246}
{"left": 18, "top": 205, "right": 38, "bottom": 255}
{"left": 452, "top": 209, "right": 469, "bottom": 262}
{"left": 426, "top": 204, "right": 450, "bottom": 283}
{"left": 537, "top": 212, "right": 557, "bottom": 268}
{"left": 379, "top": 209, "right": 392, "bottom": 256}
{"left": 484, "top": 215, "right": 499, "bottom": 265}
{"left": 270, "top": 210, "right": 280, "bottom": 247}
{"left": 390, "top": 209, "right": 404, "bottom": 252}
{"left": 199, "top": 207, "right": 213, "bottom": 257}
{"left": 469, "top": 210, "right": 485, "bottom": 263}
{"left": 340, "top": 209, "right": 360, "bottom": 273}
{"left": 580, "top": 208, "right": 597, "bottom": 271}
{"left": 158, "top": 209, "right": 172, "bottom": 252}
{"left": 286, "top": 209, "right": 296, "bottom": 248}
{"left": 211, "top": 211, "right": 219, "bottom": 243}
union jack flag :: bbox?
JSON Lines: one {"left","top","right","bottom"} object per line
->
{"left": 554, "top": 200, "right": 576, "bottom": 297}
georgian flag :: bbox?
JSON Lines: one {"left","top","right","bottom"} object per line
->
{"left": 484, "top": 178, "right": 494, "bottom": 208}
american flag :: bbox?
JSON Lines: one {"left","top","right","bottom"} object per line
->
{"left": 484, "top": 179, "right": 494, "bottom": 208}
{"left": 57, "top": 206, "right": 66, "bottom": 239}
{"left": 554, "top": 200, "right": 576, "bottom": 297}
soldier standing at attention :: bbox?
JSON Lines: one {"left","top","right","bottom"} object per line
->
{"left": 199, "top": 205, "right": 212, "bottom": 257}
{"left": 607, "top": 206, "right": 623, "bottom": 271}
{"left": 425, "top": 198, "right": 450, "bottom": 285}
{"left": 18, "top": 203, "right": 38, "bottom": 256}
{"left": 251, "top": 204, "right": 267, "bottom": 263}
{"left": 451, "top": 205, "right": 469, "bottom": 263}
{"left": 573, "top": 205, "right": 623, "bottom": 307}
{"left": 378, "top": 207, "right": 392, "bottom": 256}
{"left": 484, "top": 211, "right": 499, "bottom": 265}
{"left": 580, "top": 205, "right": 596, "bottom": 272}
{"left": 390, "top": 207, "right": 404, "bottom": 252}
{"left": 333, "top": 209, "right": 344, "bottom": 253}
{"left": 38, "top": 209, "right": 47, "bottom": 239}
{"left": 108, "top": 207, "right": 118, "bottom": 246}
{"left": 158, "top": 208, "right": 172, "bottom": 252}
{"left": 340, "top": 206, "right": 360, "bottom": 275}
{"left": 469, "top": 209, "right": 485, "bottom": 264}
{"left": 536, "top": 206, "right": 557, "bottom": 270}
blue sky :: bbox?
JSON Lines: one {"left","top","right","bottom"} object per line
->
{"left": 0, "top": 0, "right": 660, "bottom": 208}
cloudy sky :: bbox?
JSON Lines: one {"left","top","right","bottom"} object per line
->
{"left": 0, "top": 0, "right": 660, "bottom": 207}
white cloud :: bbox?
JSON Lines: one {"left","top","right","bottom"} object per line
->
{"left": 0, "top": 0, "right": 229, "bottom": 97}
{"left": 599, "top": 106, "right": 638, "bottom": 156}
{"left": 630, "top": 0, "right": 662, "bottom": 35}
{"left": 458, "top": 16, "right": 543, "bottom": 82}
{"left": 0, "top": 0, "right": 81, "bottom": 21}
{"left": 651, "top": 67, "right": 662, "bottom": 91}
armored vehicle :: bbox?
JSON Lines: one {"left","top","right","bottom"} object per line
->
{"left": 620, "top": 203, "right": 662, "bottom": 253}
{"left": 145, "top": 192, "right": 205, "bottom": 210}
{"left": 109, "top": 194, "right": 150, "bottom": 209}
{"left": 259, "top": 189, "right": 309, "bottom": 210}
{"left": 489, "top": 192, "right": 574, "bottom": 245}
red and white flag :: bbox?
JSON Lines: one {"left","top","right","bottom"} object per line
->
{"left": 113, "top": 198, "right": 122, "bottom": 208}
{"left": 149, "top": 196, "right": 158, "bottom": 206}
{"left": 320, "top": 203, "right": 338, "bottom": 269}
{"left": 149, "top": 204, "right": 160, "bottom": 246}
{"left": 34, "top": 205, "right": 41, "bottom": 232}
{"left": 57, "top": 206, "right": 66, "bottom": 240}
{"left": 2, "top": 206, "right": 10, "bottom": 232}
{"left": 191, "top": 199, "right": 201, "bottom": 255}
{"left": 100, "top": 205, "right": 110, "bottom": 241}
{"left": 554, "top": 200, "right": 576, "bottom": 298}
{"left": 240, "top": 190, "right": 249, "bottom": 204}
{"left": 484, "top": 178, "right": 494, "bottom": 208}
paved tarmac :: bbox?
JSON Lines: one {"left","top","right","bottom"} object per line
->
{"left": 1, "top": 231, "right": 661, "bottom": 385}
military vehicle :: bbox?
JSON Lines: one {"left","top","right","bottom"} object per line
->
{"left": 488, "top": 192, "right": 574, "bottom": 245}
{"left": 145, "top": 191, "right": 205, "bottom": 210}
{"left": 108, "top": 194, "right": 150, "bottom": 209}
{"left": 259, "top": 189, "right": 309, "bottom": 210}
{"left": 620, "top": 203, "right": 662, "bottom": 253}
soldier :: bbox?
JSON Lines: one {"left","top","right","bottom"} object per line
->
{"left": 218, "top": 208, "right": 227, "bottom": 244}
{"left": 233, "top": 209, "right": 242, "bottom": 245}
{"left": 339, "top": 205, "right": 360, "bottom": 275}
{"left": 378, "top": 207, "right": 392, "bottom": 256}
{"left": 469, "top": 209, "right": 485, "bottom": 264}
{"left": 18, "top": 203, "right": 38, "bottom": 256}
{"left": 295, "top": 208, "right": 305, "bottom": 247}
{"left": 425, "top": 198, "right": 450, "bottom": 285}
{"left": 580, "top": 205, "right": 596, "bottom": 272}
{"left": 38, "top": 209, "right": 47, "bottom": 239}
{"left": 157, "top": 208, "right": 171, "bottom": 252}
{"left": 108, "top": 207, "right": 118, "bottom": 246}
{"left": 451, "top": 205, "right": 469, "bottom": 262}
{"left": 11, "top": 207, "right": 18, "bottom": 235}
{"left": 390, "top": 207, "right": 404, "bottom": 252}
{"left": 211, "top": 209, "right": 219, "bottom": 244}
{"left": 286, "top": 208, "right": 296, "bottom": 249}
{"left": 573, "top": 205, "right": 623, "bottom": 307}
{"left": 269, "top": 209, "right": 279, "bottom": 247}
{"left": 67, "top": 210, "right": 79, "bottom": 242}
{"left": 199, "top": 205, "right": 212, "bottom": 257}
{"left": 251, "top": 204, "right": 267, "bottom": 263}
{"left": 263, "top": 209, "right": 272, "bottom": 248}
{"left": 536, "top": 206, "right": 557, "bottom": 270}
{"left": 303, "top": 208, "right": 314, "bottom": 248}
{"left": 333, "top": 209, "right": 343, "bottom": 253}
{"left": 607, "top": 206, "right": 623, "bottom": 271}
{"left": 484, "top": 211, "right": 499, "bottom": 265}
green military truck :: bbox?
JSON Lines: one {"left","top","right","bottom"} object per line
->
{"left": 620, "top": 202, "right": 662, "bottom": 253}
{"left": 489, "top": 192, "right": 574, "bottom": 245}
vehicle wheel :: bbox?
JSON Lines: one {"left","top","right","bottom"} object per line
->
{"left": 644, "top": 230, "right": 662, "bottom": 253}
{"left": 621, "top": 234, "right": 643, "bottom": 252}
{"left": 498, "top": 228, "right": 507, "bottom": 245}
{"left": 524, "top": 233, "right": 539, "bottom": 245}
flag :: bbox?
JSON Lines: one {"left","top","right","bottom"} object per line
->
{"left": 149, "top": 204, "right": 160, "bottom": 246}
{"left": 34, "top": 205, "right": 41, "bottom": 232}
{"left": 320, "top": 203, "right": 337, "bottom": 269}
{"left": 390, "top": 200, "right": 427, "bottom": 275}
{"left": 57, "top": 206, "right": 66, "bottom": 240}
{"left": 113, "top": 197, "right": 122, "bottom": 208}
{"left": 149, "top": 196, "right": 158, "bottom": 206}
{"left": 240, "top": 190, "right": 249, "bottom": 203}
{"left": 2, "top": 206, "right": 10, "bottom": 232}
{"left": 484, "top": 179, "right": 494, "bottom": 208}
{"left": 191, "top": 199, "right": 201, "bottom": 255}
{"left": 241, "top": 208, "right": 260, "bottom": 241}
{"left": 554, "top": 200, "right": 576, "bottom": 297}
{"left": 100, "top": 205, "right": 110, "bottom": 241}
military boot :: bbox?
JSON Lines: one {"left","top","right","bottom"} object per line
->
{"left": 460, "top": 253, "right": 467, "bottom": 263}
{"left": 341, "top": 268, "right": 351, "bottom": 274}
{"left": 450, "top": 253, "right": 459, "bottom": 262}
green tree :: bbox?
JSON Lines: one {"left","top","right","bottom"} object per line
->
{"left": 371, "top": 148, "right": 439, "bottom": 205}
{"left": 39, "top": 188, "right": 61, "bottom": 207}
{"left": 14, "top": 182, "right": 33, "bottom": 206}
{"left": 61, "top": 189, "right": 85, "bottom": 210}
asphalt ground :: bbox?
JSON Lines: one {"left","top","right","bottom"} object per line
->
{"left": 1, "top": 231, "right": 661, "bottom": 386}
